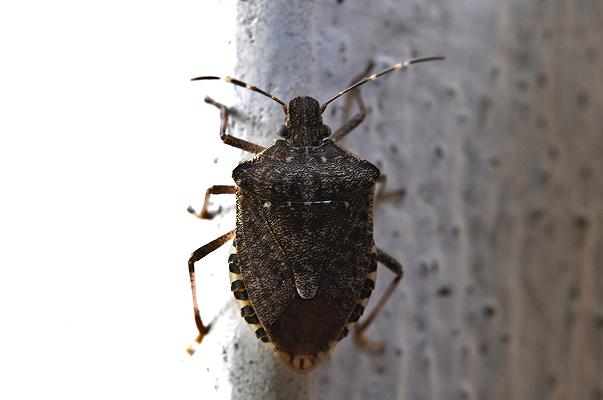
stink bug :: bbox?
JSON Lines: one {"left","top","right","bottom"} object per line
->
{"left": 186, "top": 56, "right": 445, "bottom": 373}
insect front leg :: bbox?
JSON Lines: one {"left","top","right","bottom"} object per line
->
{"left": 354, "top": 247, "right": 403, "bottom": 354}
{"left": 188, "top": 185, "right": 236, "bottom": 219}
{"left": 204, "top": 96, "right": 265, "bottom": 154}
{"left": 187, "top": 229, "right": 236, "bottom": 355}
{"left": 331, "top": 62, "right": 373, "bottom": 142}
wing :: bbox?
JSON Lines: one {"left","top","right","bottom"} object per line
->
{"left": 236, "top": 191, "right": 374, "bottom": 355}
{"left": 262, "top": 199, "right": 356, "bottom": 299}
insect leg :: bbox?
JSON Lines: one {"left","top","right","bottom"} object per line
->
{"left": 204, "top": 96, "right": 265, "bottom": 154}
{"left": 187, "top": 229, "right": 236, "bottom": 355}
{"left": 187, "top": 185, "right": 236, "bottom": 219}
{"left": 376, "top": 175, "right": 406, "bottom": 203}
{"left": 331, "top": 61, "right": 373, "bottom": 142}
{"left": 354, "top": 247, "right": 403, "bottom": 353}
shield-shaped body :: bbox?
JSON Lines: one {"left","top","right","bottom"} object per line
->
{"left": 229, "top": 138, "right": 380, "bottom": 372}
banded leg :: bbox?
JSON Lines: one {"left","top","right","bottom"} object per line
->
{"left": 331, "top": 62, "right": 374, "bottom": 142}
{"left": 354, "top": 247, "right": 404, "bottom": 353}
{"left": 187, "top": 229, "right": 236, "bottom": 355}
{"left": 204, "top": 96, "right": 265, "bottom": 154}
{"left": 187, "top": 185, "right": 236, "bottom": 219}
{"left": 376, "top": 175, "right": 406, "bottom": 203}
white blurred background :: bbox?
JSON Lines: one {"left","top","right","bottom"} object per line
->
{"left": 0, "top": 1, "right": 239, "bottom": 398}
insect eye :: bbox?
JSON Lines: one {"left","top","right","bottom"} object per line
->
{"left": 320, "top": 125, "right": 331, "bottom": 138}
{"left": 278, "top": 125, "right": 289, "bottom": 138}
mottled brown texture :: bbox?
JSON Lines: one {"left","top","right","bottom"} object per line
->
{"left": 233, "top": 138, "right": 380, "bottom": 355}
{"left": 285, "top": 97, "right": 331, "bottom": 147}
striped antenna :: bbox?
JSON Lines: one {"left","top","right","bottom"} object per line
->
{"left": 319, "top": 56, "right": 445, "bottom": 113}
{"left": 191, "top": 76, "right": 287, "bottom": 109}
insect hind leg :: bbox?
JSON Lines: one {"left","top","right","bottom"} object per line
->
{"left": 187, "top": 229, "right": 236, "bottom": 355}
{"left": 354, "top": 247, "right": 403, "bottom": 354}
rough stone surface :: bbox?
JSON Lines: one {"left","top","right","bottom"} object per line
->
{"left": 202, "top": 0, "right": 603, "bottom": 398}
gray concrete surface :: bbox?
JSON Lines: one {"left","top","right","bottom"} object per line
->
{"left": 199, "top": 0, "right": 603, "bottom": 398}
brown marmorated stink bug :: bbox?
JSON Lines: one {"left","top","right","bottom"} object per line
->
{"left": 186, "top": 56, "right": 444, "bottom": 373}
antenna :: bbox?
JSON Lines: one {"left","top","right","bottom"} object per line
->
{"left": 191, "top": 75, "right": 287, "bottom": 109}
{"left": 320, "top": 56, "right": 445, "bottom": 113}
